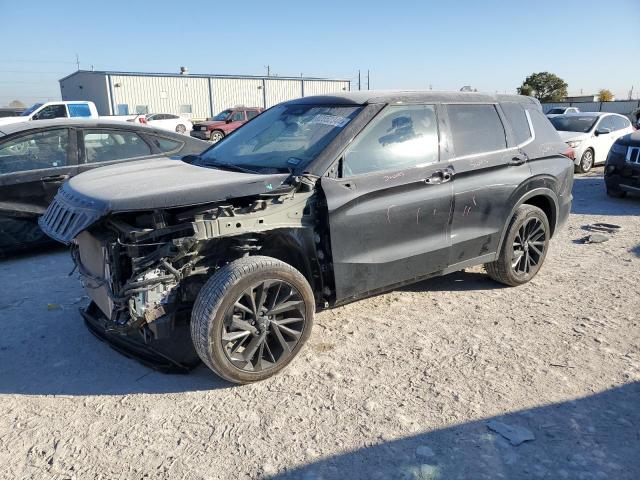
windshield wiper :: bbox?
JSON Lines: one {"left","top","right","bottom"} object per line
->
{"left": 206, "top": 160, "right": 259, "bottom": 174}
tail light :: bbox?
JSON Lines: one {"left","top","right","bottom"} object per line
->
{"left": 562, "top": 147, "right": 575, "bottom": 160}
{"left": 138, "top": 117, "right": 147, "bottom": 124}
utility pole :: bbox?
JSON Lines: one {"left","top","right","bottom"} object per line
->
{"left": 367, "top": 70, "right": 370, "bottom": 90}
{"left": 629, "top": 86, "right": 634, "bottom": 100}
{"left": 265, "top": 65, "right": 270, "bottom": 77}
{"left": 358, "top": 70, "right": 361, "bottom": 91}
{"left": 75, "top": 53, "right": 80, "bottom": 70}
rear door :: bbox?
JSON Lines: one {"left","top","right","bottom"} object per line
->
{"left": 0, "top": 127, "right": 78, "bottom": 250}
{"left": 322, "top": 104, "right": 454, "bottom": 301}
{"left": 445, "top": 103, "right": 532, "bottom": 265}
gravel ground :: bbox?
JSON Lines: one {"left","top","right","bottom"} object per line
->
{"left": 1, "top": 169, "right": 639, "bottom": 480}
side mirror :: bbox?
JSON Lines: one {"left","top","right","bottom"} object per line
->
{"left": 225, "top": 118, "right": 233, "bottom": 124}
{"left": 595, "top": 128, "right": 611, "bottom": 136}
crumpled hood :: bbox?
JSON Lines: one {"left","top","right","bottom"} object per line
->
{"left": 557, "top": 131, "right": 589, "bottom": 143}
{"left": 65, "top": 157, "right": 289, "bottom": 212}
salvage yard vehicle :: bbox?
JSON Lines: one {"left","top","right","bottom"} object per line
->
{"left": 0, "top": 119, "right": 209, "bottom": 254}
{"left": 546, "top": 106, "right": 580, "bottom": 118}
{"left": 139, "top": 113, "right": 193, "bottom": 134}
{"left": 550, "top": 112, "right": 635, "bottom": 173}
{"left": 605, "top": 131, "right": 640, "bottom": 198}
{"left": 191, "top": 107, "right": 263, "bottom": 143}
{"left": 39, "top": 91, "right": 573, "bottom": 384}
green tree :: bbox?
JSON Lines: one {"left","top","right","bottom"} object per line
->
{"left": 517, "top": 72, "right": 568, "bottom": 102}
{"left": 598, "top": 89, "right": 614, "bottom": 102}
{"left": 8, "top": 100, "right": 25, "bottom": 108}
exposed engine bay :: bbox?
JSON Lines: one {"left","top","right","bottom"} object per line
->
{"left": 65, "top": 177, "right": 331, "bottom": 369}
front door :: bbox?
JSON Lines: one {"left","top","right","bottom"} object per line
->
{"left": 322, "top": 104, "right": 453, "bottom": 301}
{"left": 0, "top": 128, "right": 77, "bottom": 251}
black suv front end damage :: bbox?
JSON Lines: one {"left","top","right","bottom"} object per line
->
{"left": 39, "top": 162, "right": 330, "bottom": 371}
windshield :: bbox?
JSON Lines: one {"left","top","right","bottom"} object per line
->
{"left": 211, "top": 109, "right": 233, "bottom": 121}
{"left": 200, "top": 104, "right": 362, "bottom": 173}
{"left": 21, "top": 103, "right": 43, "bottom": 116}
{"left": 550, "top": 115, "right": 598, "bottom": 133}
{"left": 547, "top": 108, "right": 565, "bottom": 114}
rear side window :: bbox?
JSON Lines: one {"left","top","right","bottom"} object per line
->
{"left": 151, "top": 136, "right": 184, "bottom": 154}
{"left": 247, "top": 110, "right": 260, "bottom": 120}
{"left": 343, "top": 104, "right": 439, "bottom": 176}
{"left": 501, "top": 102, "right": 532, "bottom": 145}
{"left": 83, "top": 129, "right": 151, "bottom": 163}
{"left": 68, "top": 103, "right": 92, "bottom": 118}
{"left": 611, "top": 116, "right": 631, "bottom": 131}
{"left": 0, "top": 129, "right": 69, "bottom": 174}
{"left": 231, "top": 111, "right": 245, "bottom": 121}
{"left": 447, "top": 104, "right": 506, "bottom": 157}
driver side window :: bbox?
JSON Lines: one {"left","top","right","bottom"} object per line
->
{"left": 343, "top": 105, "right": 439, "bottom": 176}
{"left": 33, "top": 105, "right": 68, "bottom": 120}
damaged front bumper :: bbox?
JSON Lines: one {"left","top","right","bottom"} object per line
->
{"left": 80, "top": 301, "right": 200, "bottom": 373}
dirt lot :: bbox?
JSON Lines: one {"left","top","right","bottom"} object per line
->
{"left": 1, "top": 169, "right": 639, "bottom": 480}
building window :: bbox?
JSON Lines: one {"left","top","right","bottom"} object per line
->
{"left": 117, "top": 104, "right": 129, "bottom": 115}
{"left": 180, "top": 104, "right": 192, "bottom": 114}
{"left": 135, "top": 105, "right": 149, "bottom": 114}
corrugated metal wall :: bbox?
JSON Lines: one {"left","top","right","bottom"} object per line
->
{"left": 304, "top": 80, "right": 350, "bottom": 96}
{"left": 211, "top": 78, "right": 264, "bottom": 113}
{"left": 109, "top": 75, "right": 211, "bottom": 118}
{"left": 60, "top": 72, "right": 112, "bottom": 115}
{"left": 265, "top": 79, "right": 302, "bottom": 108}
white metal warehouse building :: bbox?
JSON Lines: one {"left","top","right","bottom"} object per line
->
{"left": 59, "top": 70, "right": 350, "bottom": 119}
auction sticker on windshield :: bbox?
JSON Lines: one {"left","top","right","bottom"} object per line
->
{"left": 309, "top": 114, "right": 350, "bottom": 128}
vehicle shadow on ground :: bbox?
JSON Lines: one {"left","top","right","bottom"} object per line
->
{"left": 571, "top": 173, "right": 640, "bottom": 216}
{"left": 400, "top": 270, "right": 505, "bottom": 293}
{"left": 0, "top": 251, "right": 231, "bottom": 396}
{"left": 268, "top": 382, "right": 640, "bottom": 480}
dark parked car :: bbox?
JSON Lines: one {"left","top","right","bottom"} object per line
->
{"left": 39, "top": 91, "right": 573, "bottom": 383}
{"left": 0, "top": 119, "right": 209, "bottom": 254}
{"left": 605, "top": 131, "right": 640, "bottom": 197}
{"left": 191, "top": 107, "right": 263, "bottom": 143}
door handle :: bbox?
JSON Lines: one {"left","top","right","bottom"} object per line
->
{"left": 424, "top": 168, "right": 455, "bottom": 185}
{"left": 509, "top": 154, "right": 528, "bottom": 166}
{"left": 42, "top": 174, "right": 70, "bottom": 182}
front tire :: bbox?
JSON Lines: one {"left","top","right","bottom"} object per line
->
{"left": 606, "top": 185, "right": 626, "bottom": 198}
{"left": 210, "top": 130, "right": 224, "bottom": 143}
{"left": 485, "top": 205, "right": 550, "bottom": 286}
{"left": 576, "top": 148, "right": 594, "bottom": 173}
{"left": 191, "top": 256, "right": 315, "bottom": 384}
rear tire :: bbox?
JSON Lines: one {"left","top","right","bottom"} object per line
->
{"left": 191, "top": 256, "right": 315, "bottom": 384}
{"left": 175, "top": 124, "right": 186, "bottom": 134}
{"left": 485, "top": 205, "right": 550, "bottom": 287}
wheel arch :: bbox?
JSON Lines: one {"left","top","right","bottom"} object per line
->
{"left": 496, "top": 187, "right": 559, "bottom": 255}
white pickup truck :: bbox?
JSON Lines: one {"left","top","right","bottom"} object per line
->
{"left": 0, "top": 101, "right": 100, "bottom": 126}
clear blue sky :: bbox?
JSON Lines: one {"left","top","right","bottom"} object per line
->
{"left": 1, "top": 0, "right": 639, "bottom": 105}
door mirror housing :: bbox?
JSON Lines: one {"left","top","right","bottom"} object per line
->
{"left": 595, "top": 127, "right": 611, "bottom": 136}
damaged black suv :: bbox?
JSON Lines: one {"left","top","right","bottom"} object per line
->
{"left": 39, "top": 92, "right": 573, "bottom": 384}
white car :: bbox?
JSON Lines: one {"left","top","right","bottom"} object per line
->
{"left": 549, "top": 112, "right": 635, "bottom": 173}
{"left": 139, "top": 114, "right": 192, "bottom": 134}
{"left": 546, "top": 106, "right": 580, "bottom": 118}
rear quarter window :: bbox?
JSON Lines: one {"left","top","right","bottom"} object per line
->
{"left": 447, "top": 104, "right": 506, "bottom": 157}
{"left": 500, "top": 102, "right": 532, "bottom": 145}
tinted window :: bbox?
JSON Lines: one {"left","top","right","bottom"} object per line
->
{"left": 166, "top": 114, "right": 179, "bottom": 119}
{"left": 33, "top": 104, "right": 67, "bottom": 120}
{"left": 151, "top": 136, "right": 183, "bottom": 153}
{"left": 83, "top": 129, "right": 151, "bottom": 163}
{"left": 211, "top": 109, "right": 233, "bottom": 121}
{"left": 68, "top": 103, "right": 92, "bottom": 118}
{"left": 501, "top": 103, "right": 532, "bottom": 145}
{"left": 611, "top": 116, "right": 630, "bottom": 131}
{"left": 231, "top": 111, "right": 245, "bottom": 122}
{"left": 0, "top": 129, "right": 69, "bottom": 174}
{"left": 549, "top": 115, "right": 598, "bottom": 133}
{"left": 448, "top": 104, "right": 506, "bottom": 157}
{"left": 247, "top": 110, "right": 260, "bottom": 120}
{"left": 547, "top": 108, "right": 565, "bottom": 114}
{"left": 343, "top": 105, "right": 438, "bottom": 176}
{"left": 117, "top": 104, "right": 129, "bottom": 115}
{"left": 596, "top": 116, "right": 616, "bottom": 132}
